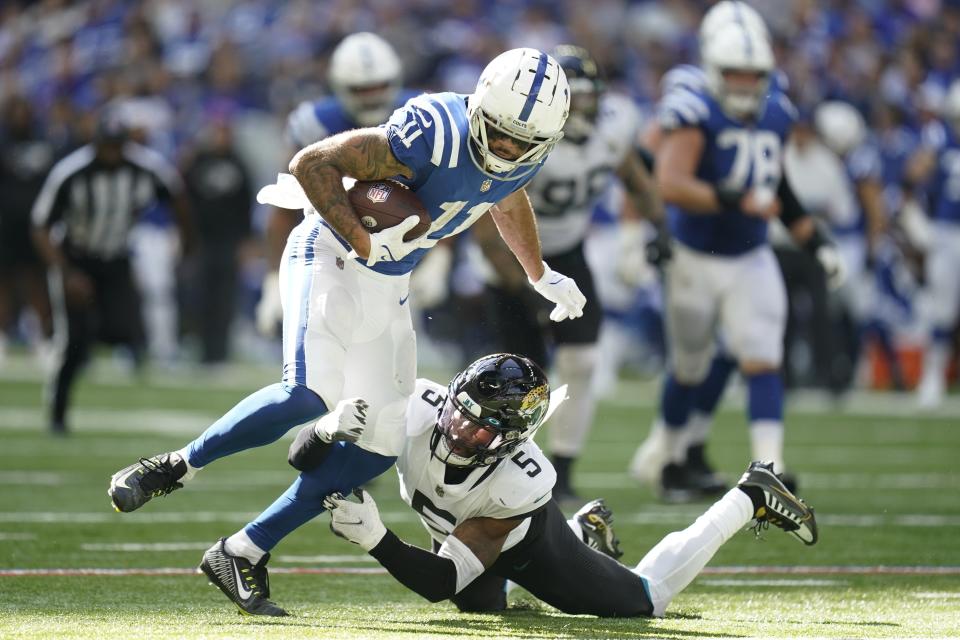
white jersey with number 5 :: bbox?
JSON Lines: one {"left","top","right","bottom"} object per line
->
{"left": 395, "top": 379, "right": 556, "bottom": 551}
{"left": 526, "top": 93, "right": 642, "bottom": 256}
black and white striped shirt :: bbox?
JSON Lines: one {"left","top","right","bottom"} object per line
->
{"left": 31, "top": 142, "right": 182, "bottom": 260}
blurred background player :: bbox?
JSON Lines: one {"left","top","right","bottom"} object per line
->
{"left": 180, "top": 114, "right": 254, "bottom": 366}
{"left": 909, "top": 79, "right": 960, "bottom": 409}
{"left": 477, "top": 45, "right": 664, "bottom": 502}
{"left": 0, "top": 95, "right": 59, "bottom": 368}
{"left": 635, "top": 13, "right": 841, "bottom": 502}
{"left": 31, "top": 113, "right": 192, "bottom": 435}
{"left": 255, "top": 32, "right": 416, "bottom": 338}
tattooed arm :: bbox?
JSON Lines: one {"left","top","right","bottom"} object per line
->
{"left": 288, "top": 128, "right": 413, "bottom": 260}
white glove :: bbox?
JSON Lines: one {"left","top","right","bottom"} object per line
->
{"left": 314, "top": 397, "right": 370, "bottom": 443}
{"left": 323, "top": 489, "right": 387, "bottom": 551}
{"left": 409, "top": 242, "right": 452, "bottom": 308}
{"left": 530, "top": 262, "right": 587, "bottom": 322}
{"left": 350, "top": 216, "right": 430, "bottom": 267}
{"left": 256, "top": 173, "right": 310, "bottom": 209}
{"left": 255, "top": 270, "right": 282, "bottom": 337}
{"left": 816, "top": 245, "right": 847, "bottom": 290}
{"left": 616, "top": 221, "right": 655, "bottom": 287}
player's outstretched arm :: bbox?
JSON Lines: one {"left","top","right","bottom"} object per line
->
{"left": 325, "top": 490, "right": 519, "bottom": 603}
{"left": 288, "top": 129, "right": 413, "bottom": 260}
{"left": 618, "top": 149, "right": 664, "bottom": 224}
{"left": 489, "top": 188, "right": 545, "bottom": 281}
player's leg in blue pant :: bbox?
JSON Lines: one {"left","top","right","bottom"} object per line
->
{"left": 241, "top": 442, "right": 396, "bottom": 552}
{"left": 185, "top": 383, "right": 327, "bottom": 468}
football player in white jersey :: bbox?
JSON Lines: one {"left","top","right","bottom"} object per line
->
{"left": 478, "top": 46, "right": 664, "bottom": 501}
{"left": 196, "top": 353, "right": 817, "bottom": 616}
{"left": 108, "top": 49, "right": 588, "bottom": 542}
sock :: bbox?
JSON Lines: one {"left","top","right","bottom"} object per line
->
{"left": 548, "top": 345, "right": 598, "bottom": 457}
{"left": 630, "top": 419, "right": 671, "bottom": 484}
{"left": 686, "top": 412, "right": 712, "bottom": 448}
{"left": 692, "top": 354, "right": 737, "bottom": 419}
{"left": 186, "top": 383, "right": 328, "bottom": 468}
{"left": 633, "top": 488, "right": 753, "bottom": 616}
{"left": 174, "top": 447, "right": 201, "bottom": 483}
{"left": 661, "top": 375, "right": 696, "bottom": 464}
{"left": 921, "top": 337, "right": 950, "bottom": 387}
{"left": 747, "top": 372, "right": 785, "bottom": 472}
{"left": 565, "top": 516, "right": 581, "bottom": 539}
{"left": 224, "top": 528, "right": 266, "bottom": 564}
{"left": 244, "top": 442, "right": 396, "bottom": 552}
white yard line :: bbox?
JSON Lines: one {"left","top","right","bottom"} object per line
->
{"left": 2, "top": 509, "right": 958, "bottom": 528}
{"left": 2, "top": 565, "right": 958, "bottom": 578}
{"left": 575, "top": 471, "right": 959, "bottom": 491}
{"left": 0, "top": 532, "right": 36, "bottom": 541}
{"left": 699, "top": 578, "right": 845, "bottom": 587}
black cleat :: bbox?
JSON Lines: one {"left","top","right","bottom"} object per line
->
{"left": 658, "top": 462, "right": 700, "bottom": 504}
{"left": 574, "top": 499, "right": 623, "bottom": 559}
{"left": 108, "top": 452, "right": 186, "bottom": 513}
{"left": 200, "top": 538, "right": 288, "bottom": 617}
{"left": 685, "top": 444, "right": 727, "bottom": 495}
{"left": 738, "top": 461, "right": 818, "bottom": 546}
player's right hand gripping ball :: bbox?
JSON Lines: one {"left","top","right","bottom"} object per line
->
{"left": 346, "top": 180, "right": 432, "bottom": 266}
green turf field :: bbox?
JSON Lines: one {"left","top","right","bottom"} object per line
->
{"left": 2, "top": 355, "right": 959, "bottom": 639}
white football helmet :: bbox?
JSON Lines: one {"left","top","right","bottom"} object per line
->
{"left": 702, "top": 22, "right": 774, "bottom": 119}
{"left": 815, "top": 101, "right": 867, "bottom": 156}
{"left": 467, "top": 48, "right": 570, "bottom": 181}
{"left": 328, "top": 32, "right": 402, "bottom": 127}
{"left": 699, "top": 1, "right": 770, "bottom": 49}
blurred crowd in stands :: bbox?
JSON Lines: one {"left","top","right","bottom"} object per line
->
{"left": 1, "top": 0, "right": 959, "bottom": 395}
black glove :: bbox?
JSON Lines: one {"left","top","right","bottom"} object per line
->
{"left": 645, "top": 228, "right": 673, "bottom": 267}
{"left": 288, "top": 424, "right": 334, "bottom": 471}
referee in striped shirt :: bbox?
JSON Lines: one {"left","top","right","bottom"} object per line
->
{"left": 31, "top": 115, "right": 193, "bottom": 434}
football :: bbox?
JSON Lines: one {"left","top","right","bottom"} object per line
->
{"left": 347, "top": 180, "right": 431, "bottom": 241}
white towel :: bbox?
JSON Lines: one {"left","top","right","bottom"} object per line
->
{"left": 256, "top": 173, "right": 358, "bottom": 210}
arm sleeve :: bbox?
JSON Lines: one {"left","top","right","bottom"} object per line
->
{"left": 368, "top": 530, "right": 461, "bottom": 602}
{"left": 31, "top": 167, "right": 71, "bottom": 229}
{"left": 286, "top": 101, "right": 330, "bottom": 149}
{"left": 777, "top": 173, "right": 808, "bottom": 229}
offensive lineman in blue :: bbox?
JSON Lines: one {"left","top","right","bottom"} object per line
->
{"left": 107, "top": 49, "right": 586, "bottom": 608}
{"left": 634, "top": 14, "right": 840, "bottom": 501}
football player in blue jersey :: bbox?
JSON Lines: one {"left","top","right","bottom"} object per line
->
{"left": 107, "top": 49, "right": 587, "bottom": 533}
{"left": 908, "top": 79, "right": 960, "bottom": 408}
{"left": 256, "top": 32, "right": 420, "bottom": 336}
{"left": 634, "top": 18, "right": 842, "bottom": 502}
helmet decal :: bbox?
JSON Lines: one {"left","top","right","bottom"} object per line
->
{"left": 518, "top": 52, "right": 550, "bottom": 122}
{"left": 519, "top": 383, "right": 549, "bottom": 427}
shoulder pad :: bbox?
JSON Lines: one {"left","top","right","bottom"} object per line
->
{"left": 406, "top": 378, "right": 447, "bottom": 437}
{"left": 658, "top": 88, "right": 711, "bottom": 131}
{"left": 286, "top": 100, "right": 330, "bottom": 148}
{"left": 488, "top": 444, "right": 556, "bottom": 512}
{"left": 661, "top": 64, "right": 707, "bottom": 95}
{"left": 383, "top": 92, "right": 468, "bottom": 177}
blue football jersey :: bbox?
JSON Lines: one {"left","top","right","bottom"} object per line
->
{"left": 658, "top": 83, "right": 797, "bottom": 255}
{"left": 321, "top": 92, "right": 542, "bottom": 276}
{"left": 830, "top": 140, "right": 883, "bottom": 236}
{"left": 286, "top": 90, "right": 421, "bottom": 149}
{"left": 922, "top": 120, "right": 960, "bottom": 225}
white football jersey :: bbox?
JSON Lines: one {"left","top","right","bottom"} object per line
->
{"left": 396, "top": 379, "right": 556, "bottom": 552}
{"left": 526, "top": 92, "right": 642, "bottom": 256}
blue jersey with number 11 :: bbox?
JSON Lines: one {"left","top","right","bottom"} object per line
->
{"left": 658, "top": 86, "right": 797, "bottom": 256}
{"left": 338, "top": 92, "right": 540, "bottom": 275}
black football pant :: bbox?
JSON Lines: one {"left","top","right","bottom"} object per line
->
{"left": 448, "top": 500, "right": 653, "bottom": 617}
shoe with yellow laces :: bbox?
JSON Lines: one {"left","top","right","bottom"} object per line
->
{"left": 737, "top": 461, "right": 818, "bottom": 546}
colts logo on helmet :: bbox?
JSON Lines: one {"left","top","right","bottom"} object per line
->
{"left": 519, "top": 384, "right": 549, "bottom": 426}
{"left": 366, "top": 182, "right": 393, "bottom": 204}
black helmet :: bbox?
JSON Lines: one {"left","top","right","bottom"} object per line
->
{"left": 433, "top": 353, "right": 550, "bottom": 468}
{"left": 551, "top": 45, "right": 603, "bottom": 143}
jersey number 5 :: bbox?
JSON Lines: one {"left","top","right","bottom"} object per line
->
{"left": 511, "top": 451, "right": 542, "bottom": 478}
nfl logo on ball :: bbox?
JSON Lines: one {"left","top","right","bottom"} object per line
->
{"left": 366, "top": 182, "right": 393, "bottom": 203}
